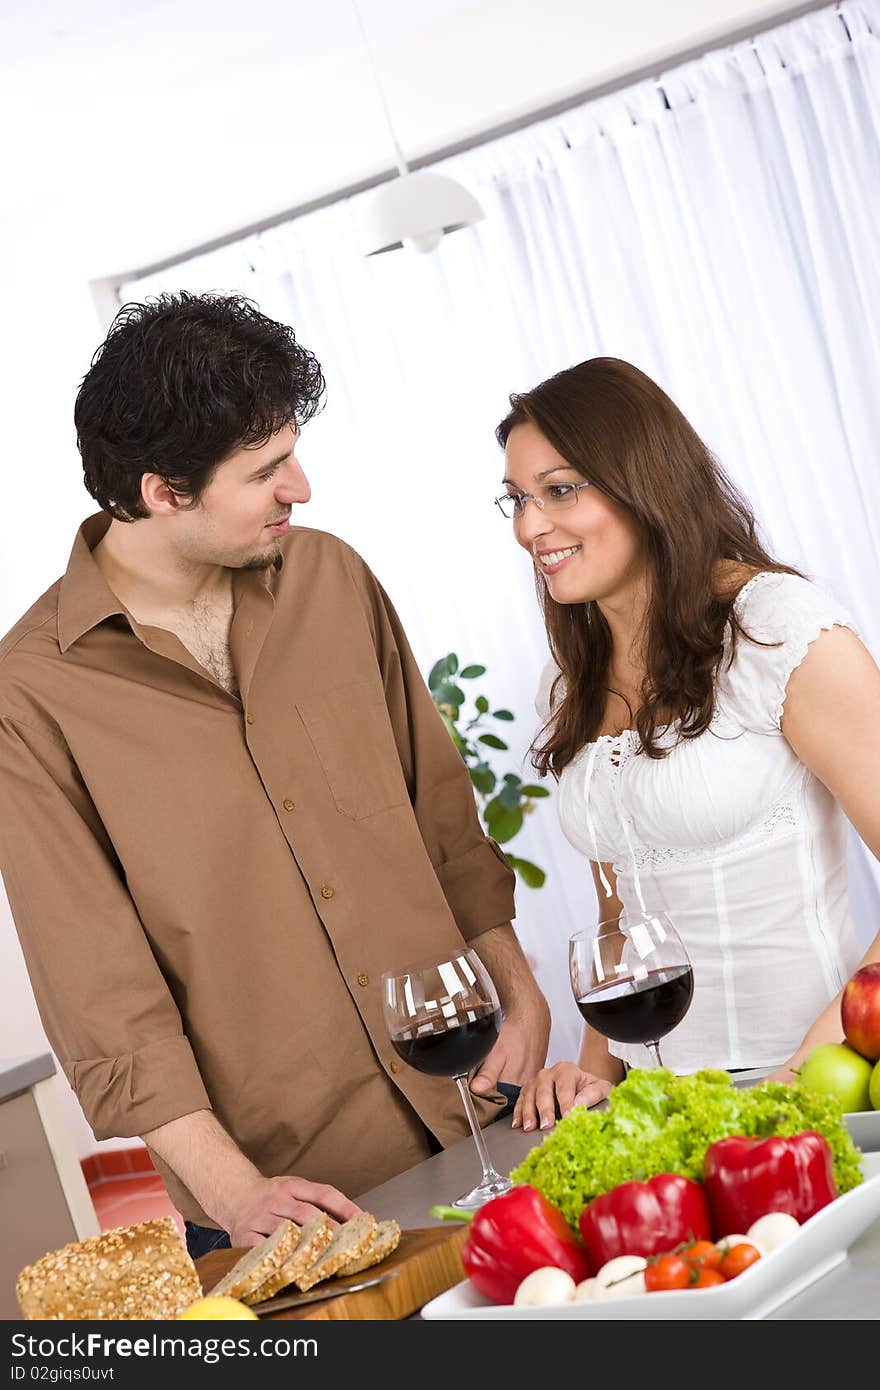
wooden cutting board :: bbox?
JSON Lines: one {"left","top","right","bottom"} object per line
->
{"left": 195, "top": 1225, "right": 469, "bottom": 1320}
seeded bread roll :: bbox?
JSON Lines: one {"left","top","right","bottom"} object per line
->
{"left": 16, "top": 1217, "right": 201, "bottom": 1321}
{"left": 335, "top": 1219, "right": 401, "bottom": 1277}
{"left": 244, "top": 1216, "right": 333, "bottom": 1304}
{"left": 206, "top": 1218, "right": 301, "bottom": 1302}
{"left": 294, "top": 1212, "right": 377, "bottom": 1292}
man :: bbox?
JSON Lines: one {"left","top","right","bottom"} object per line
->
{"left": 0, "top": 292, "right": 550, "bottom": 1258}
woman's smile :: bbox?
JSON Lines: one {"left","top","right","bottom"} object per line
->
{"left": 535, "top": 544, "right": 582, "bottom": 574}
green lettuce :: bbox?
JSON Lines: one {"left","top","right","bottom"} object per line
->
{"left": 510, "top": 1068, "right": 863, "bottom": 1231}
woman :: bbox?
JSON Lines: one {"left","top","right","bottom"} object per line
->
{"left": 494, "top": 358, "right": 880, "bottom": 1133}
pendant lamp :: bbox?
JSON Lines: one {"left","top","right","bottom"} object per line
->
{"left": 352, "top": 0, "right": 484, "bottom": 255}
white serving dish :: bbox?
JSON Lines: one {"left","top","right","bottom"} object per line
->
{"left": 845, "top": 1110, "right": 880, "bottom": 1152}
{"left": 421, "top": 1151, "right": 880, "bottom": 1321}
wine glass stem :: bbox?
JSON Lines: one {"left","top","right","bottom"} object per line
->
{"left": 454, "top": 1074, "right": 502, "bottom": 1181}
{"left": 646, "top": 1041, "right": 663, "bottom": 1068}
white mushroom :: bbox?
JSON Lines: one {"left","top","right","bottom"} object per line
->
{"left": 746, "top": 1212, "right": 800, "bottom": 1253}
{"left": 573, "top": 1278, "right": 600, "bottom": 1301}
{"left": 594, "top": 1254, "right": 648, "bottom": 1297}
{"left": 513, "top": 1267, "right": 577, "bottom": 1307}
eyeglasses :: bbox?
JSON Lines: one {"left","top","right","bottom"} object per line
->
{"left": 494, "top": 480, "right": 593, "bottom": 520}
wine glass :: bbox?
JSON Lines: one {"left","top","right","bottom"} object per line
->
{"left": 569, "top": 911, "right": 694, "bottom": 1068}
{"left": 382, "top": 947, "right": 513, "bottom": 1210}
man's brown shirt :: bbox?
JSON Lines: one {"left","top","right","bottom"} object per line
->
{"left": 0, "top": 515, "right": 515, "bottom": 1223}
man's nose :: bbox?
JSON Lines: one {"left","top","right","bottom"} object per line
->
{"left": 276, "top": 455, "right": 311, "bottom": 505}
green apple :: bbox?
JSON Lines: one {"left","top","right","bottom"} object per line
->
{"left": 870, "top": 1057, "right": 880, "bottom": 1111}
{"left": 797, "top": 1042, "right": 873, "bottom": 1112}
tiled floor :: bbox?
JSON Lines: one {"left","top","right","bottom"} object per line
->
{"left": 82, "top": 1148, "right": 185, "bottom": 1239}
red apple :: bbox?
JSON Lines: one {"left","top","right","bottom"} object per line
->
{"left": 870, "top": 1058, "right": 880, "bottom": 1111}
{"left": 841, "top": 963, "right": 880, "bottom": 1062}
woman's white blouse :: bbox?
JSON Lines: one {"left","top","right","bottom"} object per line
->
{"left": 536, "top": 572, "right": 863, "bottom": 1073}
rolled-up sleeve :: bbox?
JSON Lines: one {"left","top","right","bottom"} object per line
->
{"left": 431, "top": 835, "right": 515, "bottom": 939}
{"left": 0, "top": 715, "right": 211, "bottom": 1139}
{"left": 346, "top": 553, "right": 516, "bottom": 940}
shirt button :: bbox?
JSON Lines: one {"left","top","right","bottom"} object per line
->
{"left": 282, "top": 799, "right": 295, "bottom": 812}
{"left": 246, "top": 713, "right": 255, "bottom": 725}
{"left": 320, "top": 885, "right": 335, "bottom": 900}
{"left": 357, "top": 973, "right": 369, "bottom": 987}
{"left": 389, "top": 1060, "right": 400, "bottom": 1074}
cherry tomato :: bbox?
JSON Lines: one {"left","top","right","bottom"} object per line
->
{"left": 692, "top": 1266, "right": 726, "bottom": 1288}
{"left": 645, "top": 1254, "right": 691, "bottom": 1292}
{"left": 683, "top": 1240, "right": 722, "bottom": 1272}
{"left": 718, "top": 1241, "right": 762, "bottom": 1281}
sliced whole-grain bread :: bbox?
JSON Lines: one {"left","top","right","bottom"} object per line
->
{"left": 244, "top": 1216, "right": 333, "bottom": 1304}
{"left": 334, "top": 1218, "right": 401, "bottom": 1277}
{"left": 206, "top": 1218, "right": 301, "bottom": 1301}
{"left": 294, "top": 1212, "right": 377, "bottom": 1292}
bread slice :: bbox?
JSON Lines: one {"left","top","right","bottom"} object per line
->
{"left": 335, "top": 1218, "right": 401, "bottom": 1277}
{"left": 244, "top": 1216, "right": 333, "bottom": 1304}
{"left": 294, "top": 1212, "right": 377, "bottom": 1292}
{"left": 206, "top": 1218, "right": 301, "bottom": 1301}
{"left": 16, "top": 1216, "right": 201, "bottom": 1321}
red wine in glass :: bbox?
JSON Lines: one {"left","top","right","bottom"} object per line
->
{"left": 570, "top": 912, "right": 694, "bottom": 1067}
{"left": 391, "top": 1005, "right": 502, "bottom": 1077}
{"left": 577, "top": 965, "right": 694, "bottom": 1046}
{"left": 382, "top": 949, "right": 513, "bottom": 1209}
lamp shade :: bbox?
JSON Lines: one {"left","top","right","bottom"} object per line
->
{"left": 360, "top": 169, "right": 484, "bottom": 255}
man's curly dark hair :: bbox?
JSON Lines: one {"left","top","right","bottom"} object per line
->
{"left": 75, "top": 291, "right": 326, "bottom": 521}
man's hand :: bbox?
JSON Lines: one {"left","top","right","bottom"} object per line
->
{"left": 221, "top": 1175, "right": 362, "bottom": 1247}
{"left": 466, "top": 925, "right": 551, "bottom": 1100}
{"left": 470, "top": 1000, "right": 551, "bottom": 1098}
{"left": 143, "top": 1109, "right": 362, "bottom": 1246}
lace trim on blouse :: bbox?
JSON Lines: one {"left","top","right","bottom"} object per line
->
{"left": 621, "top": 793, "right": 801, "bottom": 873}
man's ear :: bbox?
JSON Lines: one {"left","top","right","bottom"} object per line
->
{"left": 140, "top": 473, "right": 193, "bottom": 516}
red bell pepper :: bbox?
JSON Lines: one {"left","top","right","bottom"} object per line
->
{"left": 577, "top": 1173, "right": 712, "bottom": 1270}
{"left": 703, "top": 1132, "right": 838, "bottom": 1236}
{"left": 459, "top": 1184, "right": 591, "bottom": 1304}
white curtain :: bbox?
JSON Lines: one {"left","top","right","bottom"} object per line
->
{"left": 124, "top": 0, "right": 880, "bottom": 1065}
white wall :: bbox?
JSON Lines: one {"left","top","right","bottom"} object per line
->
{"left": 0, "top": 0, "right": 825, "bottom": 1156}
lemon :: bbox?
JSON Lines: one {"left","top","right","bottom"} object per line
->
{"left": 177, "top": 1295, "right": 258, "bottom": 1320}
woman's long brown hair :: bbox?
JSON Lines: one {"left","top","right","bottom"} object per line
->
{"left": 496, "top": 358, "right": 801, "bottom": 775}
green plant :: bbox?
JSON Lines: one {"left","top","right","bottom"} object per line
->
{"left": 427, "top": 652, "right": 549, "bottom": 888}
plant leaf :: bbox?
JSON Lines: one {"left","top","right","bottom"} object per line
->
{"left": 427, "top": 657, "right": 452, "bottom": 691}
{"left": 447, "top": 653, "right": 459, "bottom": 675}
{"left": 503, "top": 773, "right": 522, "bottom": 786}
{"left": 470, "top": 767, "right": 496, "bottom": 795}
{"left": 475, "top": 695, "right": 490, "bottom": 714}
{"left": 491, "top": 709, "right": 515, "bottom": 721}
{"left": 478, "top": 733, "right": 508, "bottom": 750}
{"left": 513, "top": 859, "right": 546, "bottom": 888}
{"left": 483, "top": 803, "right": 523, "bottom": 844}
{"left": 437, "top": 682, "right": 465, "bottom": 707}
{"left": 520, "top": 784, "right": 551, "bottom": 798}
{"left": 498, "top": 784, "right": 521, "bottom": 811}
{"left": 460, "top": 664, "right": 486, "bottom": 679}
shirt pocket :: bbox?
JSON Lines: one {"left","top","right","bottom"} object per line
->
{"left": 296, "top": 679, "right": 410, "bottom": 820}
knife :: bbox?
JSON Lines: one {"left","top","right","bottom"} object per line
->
{"left": 250, "top": 1267, "right": 401, "bottom": 1315}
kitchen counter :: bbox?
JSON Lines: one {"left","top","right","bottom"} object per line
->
{"left": 0, "top": 1051, "right": 56, "bottom": 1103}
{"left": 354, "top": 1111, "right": 880, "bottom": 1320}
{"left": 0, "top": 1051, "right": 99, "bottom": 1318}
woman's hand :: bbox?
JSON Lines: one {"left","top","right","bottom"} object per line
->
{"left": 765, "top": 1060, "right": 800, "bottom": 1085}
{"left": 512, "top": 1061, "right": 614, "bottom": 1133}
